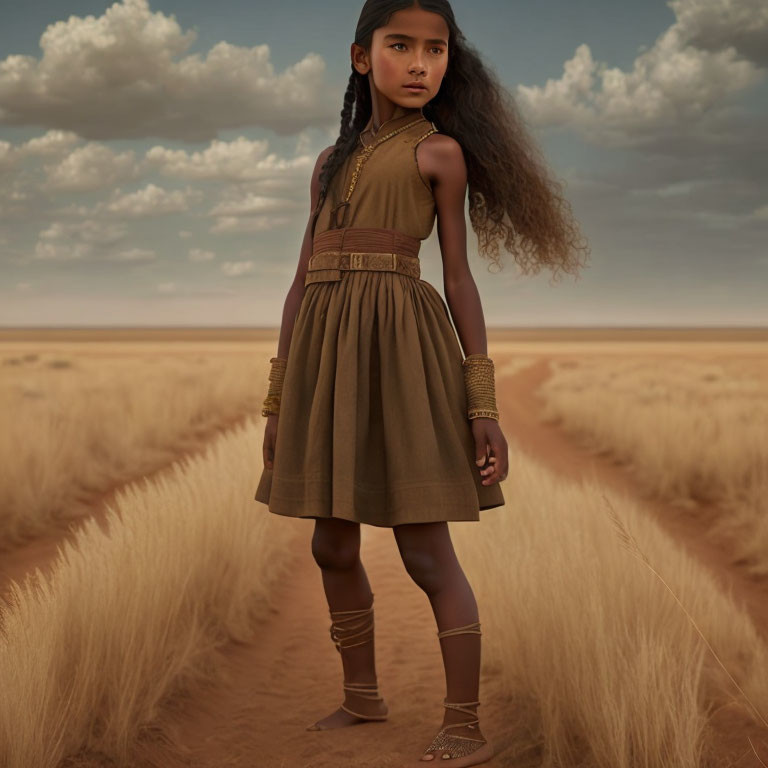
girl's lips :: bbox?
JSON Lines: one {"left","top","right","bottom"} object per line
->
{"left": 404, "top": 85, "right": 427, "bottom": 92}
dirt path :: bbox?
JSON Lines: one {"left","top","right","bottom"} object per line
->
{"left": 154, "top": 521, "right": 529, "bottom": 768}
{"left": 146, "top": 357, "right": 768, "bottom": 768}
{"left": 157, "top": 357, "right": 768, "bottom": 768}
{"left": 5, "top": 357, "right": 767, "bottom": 766}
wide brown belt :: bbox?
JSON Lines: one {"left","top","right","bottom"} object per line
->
{"left": 305, "top": 227, "right": 421, "bottom": 286}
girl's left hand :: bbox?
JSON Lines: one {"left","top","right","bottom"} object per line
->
{"left": 471, "top": 418, "right": 508, "bottom": 485}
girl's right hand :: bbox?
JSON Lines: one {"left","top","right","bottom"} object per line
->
{"left": 263, "top": 413, "right": 278, "bottom": 469}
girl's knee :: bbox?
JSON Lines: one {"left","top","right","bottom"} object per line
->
{"left": 311, "top": 525, "right": 360, "bottom": 570}
{"left": 394, "top": 522, "right": 454, "bottom": 593}
{"left": 399, "top": 547, "right": 443, "bottom": 593}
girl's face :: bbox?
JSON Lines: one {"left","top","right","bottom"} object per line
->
{"left": 354, "top": 7, "right": 449, "bottom": 108}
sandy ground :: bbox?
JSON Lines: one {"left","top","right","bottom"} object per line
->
{"left": 4, "top": 356, "right": 768, "bottom": 767}
{"left": 150, "top": 519, "right": 533, "bottom": 768}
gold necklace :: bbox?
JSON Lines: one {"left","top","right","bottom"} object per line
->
{"left": 330, "top": 117, "right": 426, "bottom": 229}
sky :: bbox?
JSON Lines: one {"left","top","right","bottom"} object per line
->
{"left": 0, "top": 0, "right": 766, "bottom": 327}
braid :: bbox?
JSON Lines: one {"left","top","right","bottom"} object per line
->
{"left": 318, "top": 71, "right": 361, "bottom": 194}
{"left": 310, "top": 69, "right": 374, "bottom": 239}
{"left": 312, "top": 67, "right": 372, "bottom": 237}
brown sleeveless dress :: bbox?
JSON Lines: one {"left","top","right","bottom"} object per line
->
{"left": 254, "top": 104, "right": 505, "bottom": 526}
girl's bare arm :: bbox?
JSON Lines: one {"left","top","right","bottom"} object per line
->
{"left": 417, "top": 134, "right": 488, "bottom": 357}
{"left": 272, "top": 145, "right": 335, "bottom": 360}
{"left": 417, "top": 135, "right": 508, "bottom": 485}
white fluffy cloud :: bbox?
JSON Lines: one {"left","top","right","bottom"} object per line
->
{"left": 0, "top": 130, "right": 79, "bottom": 174}
{"left": 18, "top": 130, "right": 81, "bottom": 158}
{"left": 209, "top": 215, "right": 293, "bottom": 235}
{"left": 188, "top": 248, "right": 216, "bottom": 262}
{"left": 109, "top": 247, "right": 156, "bottom": 262}
{"left": 145, "top": 137, "right": 312, "bottom": 181}
{"left": 0, "top": 0, "right": 332, "bottom": 141}
{"left": 203, "top": 183, "right": 305, "bottom": 235}
{"left": 671, "top": 0, "right": 768, "bottom": 65}
{"left": 33, "top": 219, "right": 128, "bottom": 261}
{"left": 54, "top": 183, "right": 203, "bottom": 218}
{"left": 221, "top": 260, "right": 255, "bottom": 277}
{"left": 208, "top": 193, "right": 301, "bottom": 219}
{"left": 1, "top": 128, "right": 311, "bottom": 237}
{"left": 517, "top": 0, "right": 767, "bottom": 147}
{"left": 44, "top": 143, "right": 138, "bottom": 191}
{"left": 103, "top": 183, "right": 202, "bottom": 217}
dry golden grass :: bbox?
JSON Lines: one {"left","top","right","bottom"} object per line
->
{"left": 8, "top": 429, "right": 762, "bottom": 766}
{"left": 0, "top": 341, "right": 276, "bottom": 550}
{"left": 452, "top": 454, "right": 768, "bottom": 767}
{"left": 601, "top": 492, "right": 768, "bottom": 766}
{"left": 0, "top": 415, "right": 301, "bottom": 767}
{"left": 537, "top": 355, "right": 768, "bottom": 577}
{"left": 2, "top": 331, "right": 767, "bottom": 766}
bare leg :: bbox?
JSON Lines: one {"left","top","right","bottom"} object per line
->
{"left": 393, "top": 521, "right": 492, "bottom": 765}
{"left": 307, "top": 517, "right": 388, "bottom": 729}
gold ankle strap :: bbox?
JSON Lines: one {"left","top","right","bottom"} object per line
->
{"left": 343, "top": 681, "right": 383, "bottom": 701}
{"left": 437, "top": 621, "right": 481, "bottom": 639}
{"left": 442, "top": 699, "right": 482, "bottom": 731}
{"left": 341, "top": 682, "right": 386, "bottom": 720}
{"left": 328, "top": 596, "right": 375, "bottom": 652}
{"left": 434, "top": 623, "right": 482, "bottom": 730}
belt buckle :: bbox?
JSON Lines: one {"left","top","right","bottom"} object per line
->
{"left": 390, "top": 253, "right": 398, "bottom": 270}
{"left": 350, "top": 252, "right": 363, "bottom": 270}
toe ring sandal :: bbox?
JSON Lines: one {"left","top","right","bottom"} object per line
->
{"left": 421, "top": 621, "right": 491, "bottom": 761}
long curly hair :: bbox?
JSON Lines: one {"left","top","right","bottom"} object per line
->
{"left": 315, "top": 0, "right": 590, "bottom": 282}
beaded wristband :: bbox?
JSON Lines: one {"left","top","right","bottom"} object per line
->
{"left": 462, "top": 353, "right": 499, "bottom": 421}
{"left": 261, "top": 356, "right": 287, "bottom": 417}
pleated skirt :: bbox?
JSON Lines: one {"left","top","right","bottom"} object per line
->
{"left": 253, "top": 269, "right": 505, "bottom": 527}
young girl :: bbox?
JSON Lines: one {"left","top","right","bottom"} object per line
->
{"left": 254, "top": 1, "right": 588, "bottom": 764}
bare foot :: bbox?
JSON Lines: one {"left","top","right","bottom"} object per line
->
{"left": 306, "top": 698, "right": 388, "bottom": 731}
{"left": 416, "top": 712, "right": 493, "bottom": 766}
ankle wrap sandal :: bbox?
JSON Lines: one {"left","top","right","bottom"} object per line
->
{"left": 422, "top": 621, "right": 489, "bottom": 761}
{"left": 328, "top": 598, "right": 387, "bottom": 721}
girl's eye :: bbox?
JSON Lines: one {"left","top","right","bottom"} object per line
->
{"left": 390, "top": 43, "right": 444, "bottom": 55}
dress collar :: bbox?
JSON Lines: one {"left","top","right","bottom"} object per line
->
{"left": 359, "top": 105, "right": 425, "bottom": 147}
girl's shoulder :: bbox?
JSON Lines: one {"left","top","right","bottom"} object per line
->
{"left": 413, "top": 130, "right": 466, "bottom": 193}
{"left": 406, "top": 120, "right": 463, "bottom": 157}
{"left": 406, "top": 117, "right": 440, "bottom": 145}
{"left": 414, "top": 129, "right": 463, "bottom": 159}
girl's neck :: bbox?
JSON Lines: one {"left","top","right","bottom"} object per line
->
{"left": 362, "top": 103, "right": 423, "bottom": 140}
